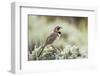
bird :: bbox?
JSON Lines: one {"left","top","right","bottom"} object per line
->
{"left": 38, "top": 26, "right": 62, "bottom": 57}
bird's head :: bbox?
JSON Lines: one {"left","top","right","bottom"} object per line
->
{"left": 54, "top": 26, "right": 62, "bottom": 32}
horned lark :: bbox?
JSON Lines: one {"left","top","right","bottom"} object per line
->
{"left": 38, "top": 26, "right": 62, "bottom": 57}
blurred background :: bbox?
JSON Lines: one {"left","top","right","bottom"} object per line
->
{"left": 28, "top": 15, "right": 88, "bottom": 60}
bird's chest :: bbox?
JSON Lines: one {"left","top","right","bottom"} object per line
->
{"left": 53, "top": 34, "right": 61, "bottom": 44}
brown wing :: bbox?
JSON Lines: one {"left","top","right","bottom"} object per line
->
{"left": 45, "top": 32, "right": 58, "bottom": 45}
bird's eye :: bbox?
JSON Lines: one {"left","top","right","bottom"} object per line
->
{"left": 57, "top": 27, "right": 61, "bottom": 30}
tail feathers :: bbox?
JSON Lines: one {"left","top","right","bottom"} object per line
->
{"left": 38, "top": 46, "right": 45, "bottom": 57}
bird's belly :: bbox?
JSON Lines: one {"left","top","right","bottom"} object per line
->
{"left": 53, "top": 35, "right": 60, "bottom": 44}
